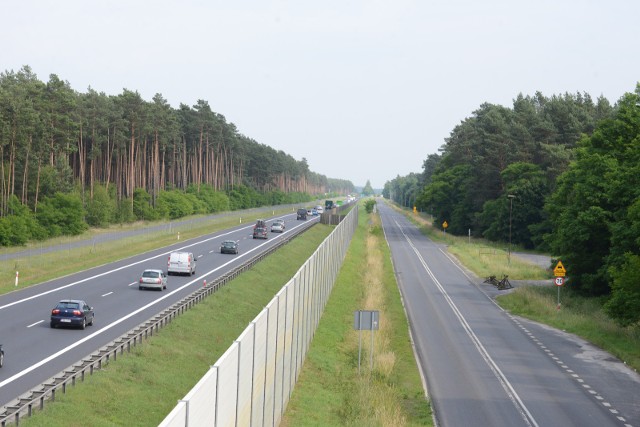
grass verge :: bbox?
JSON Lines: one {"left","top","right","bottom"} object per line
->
{"left": 20, "top": 224, "right": 332, "bottom": 427}
{"left": 393, "top": 205, "right": 551, "bottom": 280}
{"left": 281, "top": 206, "right": 432, "bottom": 426}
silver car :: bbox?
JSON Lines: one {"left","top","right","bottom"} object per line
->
{"left": 139, "top": 269, "right": 167, "bottom": 291}
{"left": 271, "top": 222, "right": 285, "bottom": 233}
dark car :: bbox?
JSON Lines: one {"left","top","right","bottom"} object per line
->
{"left": 296, "top": 208, "right": 307, "bottom": 220}
{"left": 253, "top": 227, "right": 268, "bottom": 239}
{"left": 0, "top": 345, "right": 4, "bottom": 368}
{"left": 50, "top": 299, "right": 95, "bottom": 329}
{"left": 221, "top": 240, "right": 239, "bottom": 254}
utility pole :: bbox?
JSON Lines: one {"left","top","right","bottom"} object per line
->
{"left": 508, "top": 194, "right": 516, "bottom": 265}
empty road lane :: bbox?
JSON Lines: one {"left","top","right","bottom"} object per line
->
{"left": 378, "top": 201, "right": 640, "bottom": 427}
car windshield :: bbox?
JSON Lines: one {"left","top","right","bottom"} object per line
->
{"left": 142, "top": 271, "right": 160, "bottom": 278}
{"left": 222, "top": 241, "right": 235, "bottom": 247}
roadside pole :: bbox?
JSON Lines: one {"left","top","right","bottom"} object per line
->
{"left": 553, "top": 261, "right": 566, "bottom": 310}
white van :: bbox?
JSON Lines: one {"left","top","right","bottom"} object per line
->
{"left": 167, "top": 252, "right": 196, "bottom": 276}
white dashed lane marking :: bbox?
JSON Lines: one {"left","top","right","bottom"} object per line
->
{"left": 509, "top": 316, "right": 632, "bottom": 427}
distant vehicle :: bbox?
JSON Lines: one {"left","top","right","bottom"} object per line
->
{"left": 50, "top": 299, "right": 94, "bottom": 329}
{"left": 139, "top": 269, "right": 167, "bottom": 291}
{"left": 167, "top": 251, "right": 196, "bottom": 276}
{"left": 296, "top": 208, "right": 307, "bottom": 220}
{"left": 312, "top": 208, "right": 318, "bottom": 216}
{"left": 253, "top": 227, "right": 268, "bottom": 239}
{"left": 0, "top": 345, "right": 4, "bottom": 368}
{"left": 271, "top": 222, "right": 285, "bottom": 233}
{"left": 315, "top": 205, "right": 324, "bottom": 214}
{"left": 307, "top": 208, "right": 313, "bottom": 216}
{"left": 325, "top": 200, "right": 335, "bottom": 210}
{"left": 220, "top": 240, "right": 239, "bottom": 254}
{"left": 274, "top": 218, "right": 286, "bottom": 229}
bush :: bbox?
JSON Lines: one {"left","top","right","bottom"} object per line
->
{"left": 85, "top": 184, "right": 115, "bottom": 226}
{"left": 228, "top": 185, "right": 262, "bottom": 210}
{"left": 113, "top": 198, "right": 136, "bottom": 223}
{"left": 0, "top": 215, "right": 29, "bottom": 245}
{"left": 187, "top": 184, "right": 230, "bottom": 213}
{"left": 364, "top": 198, "right": 377, "bottom": 214}
{"left": 36, "top": 192, "right": 87, "bottom": 236}
{"left": 156, "top": 190, "right": 194, "bottom": 219}
{"left": 605, "top": 253, "right": 640, "bottom": 326}
{"left": 133, "top": 188, "right": 161, "bottom": 221}
{"left": 0, "top": 195, "right": 46, "bottom": 245}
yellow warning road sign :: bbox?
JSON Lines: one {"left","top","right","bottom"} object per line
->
{"left": 442, "top": 221, "right": 448, "bottom": 229}
{"left": 554, "top": 260, "right": 566, "bottom": 277}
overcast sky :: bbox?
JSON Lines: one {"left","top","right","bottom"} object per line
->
{"left": 3, "top": 1, "right": 639, "bottom": 189}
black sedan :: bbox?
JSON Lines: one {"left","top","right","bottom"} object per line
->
{"left": 50, "top": 299, "right": 95, "bottom": 329}
{"left": 220, "top": 240, "right": 239, "bottom": 254}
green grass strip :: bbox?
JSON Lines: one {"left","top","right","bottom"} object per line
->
{"left": 281, "top": 207, "right": 432, "bottom": 426}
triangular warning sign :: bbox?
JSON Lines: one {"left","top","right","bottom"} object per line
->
{"left": 554, "top": 261, "right": 566, "bottom": 277}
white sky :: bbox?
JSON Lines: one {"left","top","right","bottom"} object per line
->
{"left": 3, "top": 1, "right": 639, "bottom": 189}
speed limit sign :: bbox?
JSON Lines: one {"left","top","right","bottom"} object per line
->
{"left": 555, "top": 277, "right": 564, "bottom": 286}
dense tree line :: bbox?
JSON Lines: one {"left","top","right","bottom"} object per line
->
{"left": 384, "top": 86, "right": 640, "bottom": 325}
{"left": 0, "top": 66, "right": 355, "bottom": 245}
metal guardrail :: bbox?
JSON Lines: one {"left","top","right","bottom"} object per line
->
{"left": 0, "top": 219, "right": 318, "bottom": 426}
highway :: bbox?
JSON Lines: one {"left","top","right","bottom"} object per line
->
{"left": 0, "top": 213, "right": 318, "bottom": 409}
{"left": 378, "top": 201, "right": 640, "bottom": 427}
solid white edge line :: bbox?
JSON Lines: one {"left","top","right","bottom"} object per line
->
{"left": 395, "top": 218, "right": 539, "bottom": 427}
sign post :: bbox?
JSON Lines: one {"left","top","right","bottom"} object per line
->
{"left": 353, "top": 310, "right": 379, "bottom": 374}
{"left": 442, "top": 220, "right": 448, "bottom": 235}
{"left": 553, "top": 261, "right": 566, "bottom": 309}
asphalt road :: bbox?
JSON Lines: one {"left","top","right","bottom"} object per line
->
{"left": 378, "top": 200, "right": 640, "bottom": 427}
{"left": 0, "top": 213, "right": 319, "bottom": 409}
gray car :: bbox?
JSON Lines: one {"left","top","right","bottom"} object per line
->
{"left": 220, "top": 240, "right": 239, "bottom": 254}
{"left": 139, "top": 269, "right": 167, "bottom": 291}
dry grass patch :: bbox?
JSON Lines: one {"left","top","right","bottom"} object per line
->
{"left": 346, "top": 214, "right": 408, "bottom": 426}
